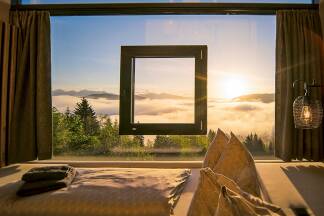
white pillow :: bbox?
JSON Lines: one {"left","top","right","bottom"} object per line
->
{"left": 203, "top": 128, "right": 228, "bottom": 169}
{"left": 188, "top": 168, "right": 282, "bottom": 216}
{"left": 215, "top": 186, "right": 284, "bottom": 216}
{"left": 188, "top": 168, "right": 242, "bottom": 216}
{"left": 213, "top": 132, "right": 261, "bottom": 197}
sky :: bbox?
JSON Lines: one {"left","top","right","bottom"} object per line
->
{"left": 51, "top": 15, "right": 276, "bottom": 98}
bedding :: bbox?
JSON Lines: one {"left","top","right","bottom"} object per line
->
{"left": 187, "top": 167, "right": 242, "bottom": 216}
{"left": 203, "top": 128, "right": 228, "bottom": 169}
{"left": 215, "top": 186, "right": 284, "bottom": 216}
{"left": 213, "top": 132, "right": 261, "bottom": 197}
{"left": 187, "top": 130, "right": 278, "bottom": 216}
{"left": 0, "top": 168, "right": 190, "bottom": 216}
{"left": 188, "top": 168, "right": 283, "bottom": 216}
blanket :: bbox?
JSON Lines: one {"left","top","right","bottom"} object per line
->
{"left": 0, "top": 168, "right": 191, "bottom": 216}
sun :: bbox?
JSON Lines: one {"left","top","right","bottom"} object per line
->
{"left": 222, "top": 77, "right": 248, "bottom": 99}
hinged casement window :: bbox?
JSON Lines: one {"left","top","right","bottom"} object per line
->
{"left": 119, "top": 45, "right": 207, "bottom": 135}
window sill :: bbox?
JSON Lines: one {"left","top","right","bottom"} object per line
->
{"left": 26, "top": 159, "right": 283, "bottom": 168}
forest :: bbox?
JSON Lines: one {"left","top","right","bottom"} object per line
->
{"left": 53, "top": 97, "right": 273, "bottom": 159}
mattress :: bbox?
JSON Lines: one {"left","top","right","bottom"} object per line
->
{"left": 0, "top": 167, "right": 192, "bottom": 216}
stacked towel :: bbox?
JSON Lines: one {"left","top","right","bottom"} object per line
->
{"left": 17, "top": 165, "right": 76, "bottom": 196}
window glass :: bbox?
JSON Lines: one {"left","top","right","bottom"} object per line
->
{"left": 22, "top": 0, "right": 312, "bottom": 4}
{"left": 134, "top": 58, "right": 195, "bottom": 124}
{"left": 51, "top": 15, "right": 276, "bottom": 160}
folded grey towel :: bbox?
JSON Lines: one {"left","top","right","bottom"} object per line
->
{"left": 22, "top": 165, "right": 75, "bottom": 182}
{"left": 17, "top": 166, "right": 76, "bottom": 197}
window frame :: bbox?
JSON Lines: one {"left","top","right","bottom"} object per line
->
{"left": 11, "top": 2, "right": 318, "bottom": 16}
{"left": 18, "top": 1, "right": 310, "bottom": 160}
{"left": 119, "top": 45, "right": 207, "bottom": 135}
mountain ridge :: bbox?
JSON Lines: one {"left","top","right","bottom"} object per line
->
{"left": 52, "top": 89, "right": 107, "bottom": 97}
{"left": 52, "top": 89, "right": 190, "bottom": 100}
{"left": 53, "top": 89, "right": 275, "bottom": 103}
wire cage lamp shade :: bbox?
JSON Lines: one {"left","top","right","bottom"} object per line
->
{"left": 293, "top": 80, "right": 323, "bottom": 129}
{"left": 293, "top": 96, "right": 323, "bottom": 129}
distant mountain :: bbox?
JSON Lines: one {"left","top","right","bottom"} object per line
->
{"left": 52, "top": 89, "right": 188, "bottom": 100}
{"left": 86, "top": 93, "right": 146, "bottom": 100}
{"left": 232, "top": 93, "right": 275, "bottom": 103}
{"left": 52, "top": 89, "right": 107, "bottom": 97}
{"left": 138, "top": 92, "right": 191, "bottom": 100}
{"left": 86, "top": 93, "right": 119, "bottom": 100}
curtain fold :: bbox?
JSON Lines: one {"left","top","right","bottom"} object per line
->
{"left": 320, "top": 1, "right": 324, "bottom": 37}
{"left": 0, "top": 21, "right": 19, "bottom": 167}
{"left": 275, "top": 10, "right": 324, "bottom": 161}
{"left": 5, "top": 11, "right": 52, "bottom": 164}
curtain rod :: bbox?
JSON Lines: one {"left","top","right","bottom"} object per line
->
{"left": 11, "top": 3, "right": 319, "bottom": 16}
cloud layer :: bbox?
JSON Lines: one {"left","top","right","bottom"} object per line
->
{"left": 53, "top": 94, "right": 274, "bottom": 139}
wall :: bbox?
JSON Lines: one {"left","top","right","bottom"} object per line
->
{"left": 0, "top": 0, "right": 10, "bottom": 22}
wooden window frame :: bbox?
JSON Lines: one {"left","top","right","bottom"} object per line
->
{"left": 11, "top": 2, "right": 318, "bottom": 16}
{"left": 119, "top": 45, "right": 207, "bottom": 135}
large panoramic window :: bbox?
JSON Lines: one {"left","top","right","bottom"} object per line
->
{"left": 51, "top": 15, "right": 276, "bottom": 161}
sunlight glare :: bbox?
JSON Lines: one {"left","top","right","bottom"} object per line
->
{"left": 223, "top": 77, "right": 248, "bottom": 99}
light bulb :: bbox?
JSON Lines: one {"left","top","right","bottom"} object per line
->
{"left": 301, "top": 105, "right": 312, "bottom": 124}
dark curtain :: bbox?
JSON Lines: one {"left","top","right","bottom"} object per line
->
{"left": 0, "top": 21, "right": 19, "bottom": 167}
{"left": 5, "top": 11, "right": 52, "bottom": 164}
{"left": 275, "top": 10, "right": 324, "bottom": 161}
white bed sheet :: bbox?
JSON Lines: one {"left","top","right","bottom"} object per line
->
{"left": 0, "top": 166, "right": 192, "bottom": 216}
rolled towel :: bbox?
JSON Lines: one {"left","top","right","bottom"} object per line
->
{"left": 17, "top": 166, "right": 77, "bottom": 196}
{"left": 22, "top": 165, "right": 75, "bottom": 182}
{"left": 17, "top": 167, "right": 76, "bottom": 196}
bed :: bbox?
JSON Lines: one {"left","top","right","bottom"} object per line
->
{"left": 0, "top": 130, "right": 281, "bottom": 216}
{"left": 0, "top": 164, "right": 199, "bottom": 216}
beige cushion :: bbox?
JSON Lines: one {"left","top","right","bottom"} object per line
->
{"left": 215, "top": 186, "right": 284, "bottom": 216}
{"left": 203, "top": 129, "right": 229, "bottom": 169}
{"left": 188, "top": 168, "right": 282, "bottom": 216}
{"left": 188, "top": 168, "right": 242, "bottom": 216}
{"left": 240, "top": 190, "right": 283, "bottom": 214}
{"left": 213, "top": 132, "right": 261, "bottom": 197}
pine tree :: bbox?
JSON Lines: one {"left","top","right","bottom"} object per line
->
{"left": 74, "top": 97, "right": 100, "bottom": 136}
{"left": 99, "top": 116, "right": 120, "bottom": 153}
{"left": 154, "top": 135, "right": 178, "bottom": 148}
{"left": 52, "top": 107, "right": 63, "bottom": 154}
{"left": 207, "top": 129, "right": 216, "bottom": 143}
{"left": 134, "top": 135, "right": 145, "bottom": 147}
{"left": 243, "top": 133, "right": 265, "bottom": 153}
{"left": 65, "top": 107, "right": 72, "bottom": 118}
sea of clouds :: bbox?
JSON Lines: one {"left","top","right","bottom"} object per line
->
{"left": 53, "top": 95, "right": 274, "bottom": 142}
